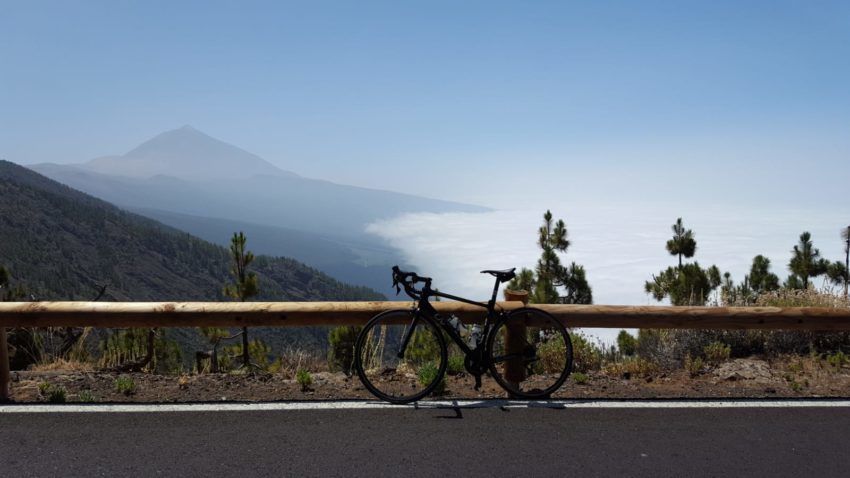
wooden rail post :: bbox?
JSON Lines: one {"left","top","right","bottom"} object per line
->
{"left": 0, "top": 327, "right": 9, "bottom": 402}
{"left": 503, "top": 289, "right": 529, "bottom": 391}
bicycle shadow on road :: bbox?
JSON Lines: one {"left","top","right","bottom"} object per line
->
{"left": 412, "top": 399, "right": 574, "bottom": 418}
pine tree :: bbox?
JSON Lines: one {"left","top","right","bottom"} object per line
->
{"left": 508, "top": 210, "right": 592, "bottom": 304}
{"left": 720, "top": 255, "right": 780, "bottom": 305}
{"left": 535, "top": 210, "right": 568, "bottom": 291}
{"left": 509, "top": 268, "right": 535, "bottom": 294}
{"left": 720, "top": 271, "right": 741, "bottom": 304}
{"left": 786, "top": 232, "right": 829, "bottom": 289}
{"left": 197, "top": 327, "right": 236, "bottom": 373}
{"left": 827, "top": 261, "right": 848, "bottom": 293}
{"left": 666, "top": 218, "right": 697, "bottom": 268}
{"left": 223, "top": 232, "right": 260, "bottom": 368}
{"left": 0, "top": 265, "right": 24, "bottom": 301}
{"left": 845, "top": 226, "right": 850, "bottom": 298}
{"left": 748, "top": 255, "right": 780, "bottom": 295}
{"left": 645, "top": 218, "right": 722, "bottom": 306}
{"left": 561, "top": 262, "right": 592, "bottom": 305}
{"left": 827, "top": 227, "right": 850, "bottom": 298}
{"left": 616, "top": 330, "right": 637, "bottom": 356}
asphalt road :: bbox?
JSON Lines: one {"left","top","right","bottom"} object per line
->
{"left": 2, "top": 403, "right": 849, "bottom": 477}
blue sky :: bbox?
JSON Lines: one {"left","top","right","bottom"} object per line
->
{"left": 2, "top": 0, "right": 849, "bottom": 208}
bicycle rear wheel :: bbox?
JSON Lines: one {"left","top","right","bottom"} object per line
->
{"left": 486, "top": 307, "right": 572, "bottom": 399}
{"left": 354, "top": 310, "right": 448, "bottom": 404}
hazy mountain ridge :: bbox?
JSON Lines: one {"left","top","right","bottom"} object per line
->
{"left": 29, "top": 126, "right": 488, "bottom": 236}
{"left": 82, "top": 125, "right": 297, "bottom": 181}
{"left": 27, "top": 126, "right": 488, "bottom": 294}
{"left": 30, "top": 161, "right": 488, "bottom": 238}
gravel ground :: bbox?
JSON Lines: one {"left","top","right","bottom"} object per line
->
{"left": 8, "top": 356, "right": 850, "bottom": 403}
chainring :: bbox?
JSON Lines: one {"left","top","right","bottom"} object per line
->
{"left": 464, "top": 354, "right": 487, "bottom": 377}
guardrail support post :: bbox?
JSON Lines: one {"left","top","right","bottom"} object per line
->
{"left": 0, "top": 327, "right": 10, "bottom": 402}
{"left": 503, "top": 289, "right": 529, "bottom": 392}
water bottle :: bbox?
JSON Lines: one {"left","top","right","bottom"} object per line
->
{"left": 448, "top": 315, "right": 467, "bottom": 335}
{"left": 468, "top": 324, "right": 482, "bottom": 349}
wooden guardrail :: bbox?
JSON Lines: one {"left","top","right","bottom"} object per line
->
{"left": 2, "top": 301, "right": 850, "bottom": 401}
{"left": 1, "top": 301, "right": 850, "bottom": 329}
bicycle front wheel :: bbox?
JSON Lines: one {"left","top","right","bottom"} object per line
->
{"left": 354, "top": 310, "right": 448, "bottom": 404}
{"left": 486, "top": 307, "right": 573, "bottom": 399}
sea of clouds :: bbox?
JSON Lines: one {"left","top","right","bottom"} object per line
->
{"left": 367, "top": 204, "right": 848, "bottom": 346}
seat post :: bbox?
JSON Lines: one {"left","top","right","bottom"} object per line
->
{"left": 489, "top": 279, "right": 501, "bottom": 306}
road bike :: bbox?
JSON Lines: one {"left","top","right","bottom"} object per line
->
{"left": 353, "top": 266, "right": 573, "bottom": 403}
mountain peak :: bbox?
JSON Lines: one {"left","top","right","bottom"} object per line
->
{"left": 81, "top": 127, "right": 297, "bottom": 181}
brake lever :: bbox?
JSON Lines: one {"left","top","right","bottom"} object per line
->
{"left": 392, "top": 278, "right": 401, "bottom": 295}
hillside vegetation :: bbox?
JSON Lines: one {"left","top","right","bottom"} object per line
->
{"left": 0, "top": 160, "right": 383, "bottom": 302}
{"left": 0, "top": 160, "right": 385, "bottom": 367}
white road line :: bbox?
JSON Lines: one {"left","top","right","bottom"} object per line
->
{"left": 2, "top": 399, "right": 850, "bottom": 413}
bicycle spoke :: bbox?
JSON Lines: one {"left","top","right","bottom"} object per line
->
{"left": 355, "top": 311, "right": 447, "bottom": 404}
{"left": 486, "top": 308, "right": 573, "bottom": 399}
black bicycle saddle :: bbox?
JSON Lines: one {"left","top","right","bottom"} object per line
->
{"left": 480, "top": 268, "right": 516, "bottom": 282}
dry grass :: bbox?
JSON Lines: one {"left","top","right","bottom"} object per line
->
{"left": 602, "top": 357, "right": 659, "bottom": 379}
{"left": 724, "top": 286, "right": 850, "bottom": 308}
{"left": 273, "top": 347, "right": 327, "bottom": 379}
{"left": 30, "top": 358, "right": 95, "bottom": 372}
{"left": 755, "top": 287, "right": 850, "bottom": 308}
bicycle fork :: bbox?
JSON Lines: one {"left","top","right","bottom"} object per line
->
{"left": 396, "top": 314, "right": 420, "bottom": 359}
{"left": 396, "top": 313, "right": 486, "bottom": 392}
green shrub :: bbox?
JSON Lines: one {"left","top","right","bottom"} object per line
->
{"left": 100, "top": 328, "right": 182, "bottom": 374}
{"left": 572, "top": 372, "right": 589, "bottom": 385}
{"left": 405, "top": 328, "right": 443, "bottom": 366}
{"left": 38, "top": 383, "right": 67, "bottom": 403}
{"left": 327, "top": 326, "right": 361, "bottom": 376}
{"left": 636, "top": 329, "right": 678, "bottom": 369}
{"left": 417, "top": 362, "right": 446, "bottom": 396}
{"left": 703, "top": 341, "right": 731, "bottom": 365}
{"left": 661, "top": 330, "right": 760, "bottom": 364}
{"left": 296, "top": 369, "right": 312, "bottom": 392}
{"left": 47, "top": 385, "right": 67, "bottom": 404}
{"left": 617, "top": 330, "right": 637, "bottom": 356}
{"left": 827, "top": 351, "right": 848, "bottom": 369}
{"left": 788, "top": 360, "right": 804, "bottom": 374}
{"left": 734, "top": 289, "right": 850, "bottom": 357}
{"left": 571, "top": 333, "right": 602, "bottom": 373}
{"left": 38, "top": 382, "right": 52, "bottom": 396}
{"left": 220, "top": 338, "right": 273, "bottom": 372}
{"left": 447, "top": 354, "right": 465, "bottom": 375}
{"left": 538, "top": 334, "right": 568, "bottom": 374}
{"left": 684, "top": 354, "right": 704, "bottom": 377}
{"left": 603, "top": 357, "right": 659, "bottom": 379}
{"left": 114, "top": 376, "right": 137, "bottom": 395}
{"left": 77, "top": 390, "right": 97, "bottom": 403}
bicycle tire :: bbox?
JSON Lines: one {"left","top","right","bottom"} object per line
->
{"left": 486, "top": 307, "right": 573, "bottom": 399}
{"left": 354, "top": 309, "right": 448, "bottom": 404}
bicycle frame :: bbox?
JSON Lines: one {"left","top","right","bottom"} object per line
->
{"left": 398, "top": 277, "right": 506, "bottom": 359}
